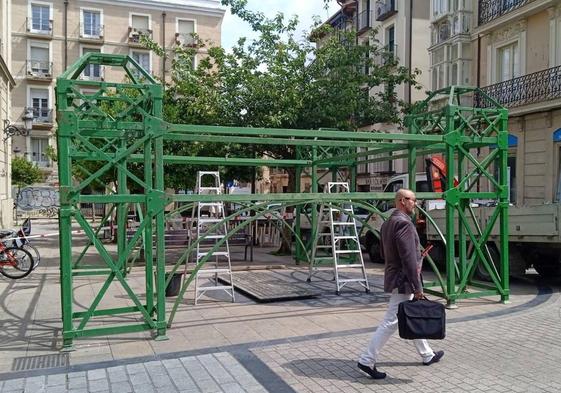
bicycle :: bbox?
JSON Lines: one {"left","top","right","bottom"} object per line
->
{"left": 1, "top": 218, "right": 41, "bottom": 270}
{"left": 0, "top": 239, "right": 34, "bottom": 279}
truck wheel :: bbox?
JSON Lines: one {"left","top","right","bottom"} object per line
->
{"left": 474, "top": 244, "right": 500, "bottom": 282}
{"left": 368, "top": 240, "right": 383, "bottom": 264}
{"left": 533, "top": 261, "right": 561, "bottom": 278}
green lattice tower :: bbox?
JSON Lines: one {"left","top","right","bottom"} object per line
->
{"left": 56, "top": 53, "right": 168, "bottom": 350}
{"left": 57, "top": 53, "right": 509, "bottom": 348}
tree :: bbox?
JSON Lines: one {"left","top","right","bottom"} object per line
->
{"left": 12, "top": 157, "right": 43, "bottom": 187}
{"left": 143, "top": 0, "right": 421, "bottom": 252}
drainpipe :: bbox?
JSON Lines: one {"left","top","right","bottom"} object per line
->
{"left": 162, "top": 12, "right": 166, "bottom": 84}
{"left": 64, "top": 0, "right": 69, "bottom": 69}
{"left": 477, "top": 34, "right": 481, "bottom": 87}
{"left": 406, "top": 0, "right": 413, "bottom": 105}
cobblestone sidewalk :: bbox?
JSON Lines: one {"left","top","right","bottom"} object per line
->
{"left": 0, "top": 285, "right": 559, "bottom": 393}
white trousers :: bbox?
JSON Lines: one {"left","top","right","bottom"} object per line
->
{"left": 359, "top": 289, "right": 435, "bottom": 367}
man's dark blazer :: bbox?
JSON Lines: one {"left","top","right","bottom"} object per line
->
{"left": 380, "top": 209, "right": 423, "bottom": 294}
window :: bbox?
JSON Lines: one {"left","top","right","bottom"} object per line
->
{"left": 29, "top": 42, "right": 50, "bottom": 75}
{"left": 82, "top": 47, "right": 101, "bottom": 79}
{"left": 432, "top": 0, "right": 448, "bottom": 18}
{"left": 431, "top": 46, "right": 447, "bottom": 90}
{"left": 497, "top": 42, "right": 520, "bottom": 82}
{"left": 132, "top": 14, "right": 150, "bottom": 33}
{"left": 386, "top": 26, "right": 396, "bottom": 56}
{"left": 30, "top": 88, "right": 50, "bottom": 122}
{"left": 30, "top": 3, "right": 51, "bottom": 32}
{"left": 82, "top": 9, "right": 102, "bottom": 37}
{"left": 131, "top": 50, "right": 151, "bottom": 75}
{"left": 177, "top": 19, "right": 195, "bottom": 46}
{"left": 31, "top": 138, "right": 49, "bottom": 167}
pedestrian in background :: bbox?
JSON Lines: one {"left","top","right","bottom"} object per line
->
{"left": 357, "top": 188, "right": 444, "bottom": 379}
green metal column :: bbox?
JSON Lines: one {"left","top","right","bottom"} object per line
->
{"left": 294, "top": 155, "right": 303, "bottom": 263}
{"left": 498, "top": 109, "right": 510, "bottom": 303}
{"left": 57, "top": 80, "right": 75, "bottom": 351}
{"left": 445, "top": 105, "right": 457, "bottom": 308}
{"left": 151, "top": 85, "right": 168, "bottom": 338}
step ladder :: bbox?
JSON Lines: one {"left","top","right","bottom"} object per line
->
{"left": 307, "top": 182, "right": 370, "bottom": 295}
{"left": 187, "top": 171, "right": 235, "bottom": 304}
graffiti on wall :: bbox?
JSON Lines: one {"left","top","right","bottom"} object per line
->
{"left": 16, "top": 187, "right": 60, "bottom": 218}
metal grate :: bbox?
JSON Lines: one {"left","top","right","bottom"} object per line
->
{"left": 12, "top": 353, "right": 69, "bottom": 371}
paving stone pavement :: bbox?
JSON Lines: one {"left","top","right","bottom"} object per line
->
{"left": 0, "top": 280, "right": 559, "bottom": 392}
{"left": 1, "top": 220, "right": 561, "bottom": 392}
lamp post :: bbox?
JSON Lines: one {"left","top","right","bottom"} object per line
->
{"left": 3, "top": 108, "right": 34, "bottom": 141}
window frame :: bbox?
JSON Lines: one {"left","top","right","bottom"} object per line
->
{"left": 176, "top": 17, "right": 197, "bottom": 46}
{"left": 27, "top": 85, "right": 52, "bottom": 123}
{"left": 27, "top": 40, "right": 51, "bottom": 76}
{"left": 80, "top": 45, "right": 104, "bottom": 80}
{"left": 130, "top": 49, "right": 152, "bottom": 75}
{"left": 130, "top": 12, "right": 152, "bottom": 34}
{"left": 30, "top": 137, "right": 50, "bottom": 167}
{"left": 80, "top": 7, "right": 104, "bottom": 38}
{"left": 28, "top": 1, "right": 53, "bottom": 33}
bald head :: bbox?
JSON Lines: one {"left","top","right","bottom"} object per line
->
{"left": 395, "top": 188, "right": 416, "bottom": 215}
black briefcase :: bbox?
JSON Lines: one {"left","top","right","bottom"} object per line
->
{"left": 397, "top": 298, "right": 446, "bottom": 340}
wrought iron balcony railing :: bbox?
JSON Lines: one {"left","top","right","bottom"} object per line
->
{"left": 26, "top": 17, "right": 53, "bottom": 35}
{"left": 478, "top": 0, "right": 535, "bottom": 26}
{"left": 357, "top": 10, "right": 373, "bottom": 31}
{"left": 375, "top": 0, "right": 397, "bottom": 22}
{"left": 128, "top": 27, "right": 153, "bottom": 44}
{"left": 475, "top": 65, "right": 561, "bottom": 108}
{"left": 27, "top": 107, "right": 53, "bottom": 124}
{"left": 175, "top": 32, "right": 197, "bottom": 47}
{"left": 26, "top": 60, "right": 53, "bottom": 78}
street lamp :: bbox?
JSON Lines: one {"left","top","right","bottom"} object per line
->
{"left": 3, "top": 108, "right": 34, "bottom": 141}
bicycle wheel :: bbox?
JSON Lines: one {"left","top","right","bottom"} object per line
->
{"left": 0, "top": 247, "right": 34, "bottom": 279}
{"left": 22, "top": 244, "right": 41, "bottom": 270}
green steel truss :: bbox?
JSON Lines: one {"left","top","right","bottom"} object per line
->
{"left": 56, "top": 54, "right": 509, "bottom": 348}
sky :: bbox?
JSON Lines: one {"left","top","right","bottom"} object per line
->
{"left": 221, "top": 0, "right": 340, "bottom": 51}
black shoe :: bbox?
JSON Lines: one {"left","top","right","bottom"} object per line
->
{"left": 357, "top": 362, "right": 387, "bottom": 379}
{"left": 423, "top": 350, "right": 444, "bottom": 366}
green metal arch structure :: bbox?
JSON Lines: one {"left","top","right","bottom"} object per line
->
{"left": 56, "top": 53, "right": 509, "bottom": 349}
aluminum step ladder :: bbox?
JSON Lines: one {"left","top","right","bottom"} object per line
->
{"left": 308, "top": 182, "right": 370, "bottom": 295}
{"left": 188, "top": 171, "right": 235, "bottom": 304}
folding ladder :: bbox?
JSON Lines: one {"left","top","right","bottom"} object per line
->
{"left": 188, "top": 171, "right": 235, "bottom": 304}
{"left": 308, "top": 182, "right": 370, "bottom": 295}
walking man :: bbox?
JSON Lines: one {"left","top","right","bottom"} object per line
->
{"left": 358, "top": 188, "right": 444, "bottom": 379}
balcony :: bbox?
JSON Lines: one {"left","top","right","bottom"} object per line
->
{"left": 375, "top": 0, "right": 397, "bottom": 22}
{"left": 26, "top": 17, "right": 53, "bottom": 38}
{"left": 357, "top": 10, "right": 373, "bottom": 32}
{"left": 478, "top": 0, "right": 535, "bottom": 26}
{"left": 175, "top": 32, "right": 197, "bottom": 47}
{"left": 128, "top": 27, "right": 153, "bottom": 46}
{"left": 79, "top": 24, "right": 104, "bottom": 43}
{"left": 475, "top": 65, "right": 561, "bottom": 109}
{"left": 27, "top": 107, "right": 54, "bottom": 128}
{"left": 26, "top": 60, "right": 53, "bottom": 80}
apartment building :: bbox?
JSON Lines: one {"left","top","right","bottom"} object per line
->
{"left": 327, "top": 0, "right": 431, "bottom": 191}
{"left": 428, "top": 0, "right": 561, "bottom": 206}
{"left": 1, "top": 0, "right": 17, "bottom": 227}
{"left": 10, "top": 0, "right": 224, "bottom": 179}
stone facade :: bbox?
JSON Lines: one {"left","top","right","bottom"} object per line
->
{"left": 10, "top": 0, "right": 224, "bottom": 180}
{"left": 0, "top": 0, "right": 16, "bottom": 228}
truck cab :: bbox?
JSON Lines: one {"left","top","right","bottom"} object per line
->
{"left": 361, "top": 173, "right": 430, "bottom": 263}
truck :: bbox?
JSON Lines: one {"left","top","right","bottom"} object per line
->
{"left": 361, "top": 172, "right": 561, "bottom": 279}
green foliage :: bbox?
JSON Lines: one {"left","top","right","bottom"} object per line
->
{"left": 142, "top": 0, "right": 421, "bottom": 190}
{"left": 12, "top": 157, "right": 43, "bottom": 187}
